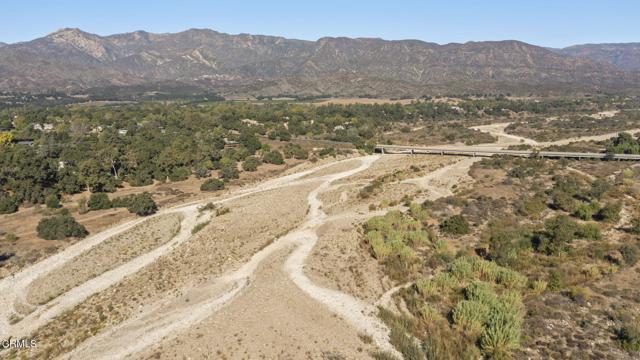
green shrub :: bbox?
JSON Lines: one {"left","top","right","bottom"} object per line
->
{"left": 215, "top": 207, "right": 230, "bottom": 216}
{"left": 589, "top": 178, "right": 611, "bottom": 200}
{"left": 88, "top": 193, "right": 112, "bottom": 211}
{"left": 194, "top": 167, "right": 210, "bottom": 179}
{"left": 551, "top": 190, "right": 578, "bottom": 213}
{"left": 568, "top": 285, "right": 590, "bottom": 303}
{"left": 485, "top": 221, "right": 529, "bottom": 267}
{"left": 452, "top": 300, "right": 490, "bottom": 335}
{"left": 6, "top": 233, "right": 18, "bottom": 242}
{"left": 370, "top": 351, "right": 398, "bottom": 360}
{"left": 596, "top": 202, "right": 622, "bottom": 223}
{"left": 283, "top": 143, "right": 308, "bottom": 159}
{"left": 121, "top": 192, "right": 157, "bottom": 216}
{"left": 534, "top": 215, "right": 578, "bottom": 255}
{"left": 318, "top": 147, "right": 336, "bottom": 157}
{"left": 577, "top": 222, "right": 602, "bottom": 240}
{"left": 418, "top": 304, "right": 441, "bottom": 322}
{"left": 389, "top": 323, "right": 425, "bottom": 360}
{"left": 191, "top": 221, "right": 210, "bottom": 234}
{"left": 454, "top": 279, "right": 524, "bottom": 357}
{"left": 77, "top": 196, "right": 88, "bottom": 214}
{"left": 620, "top": 244, "right": 639, "bottom": 266}
{"left": 497, "top": 269, "right": 528, "bottom": 290}
{"left": 408, "top": 202, "right": 429, "bottom": 223}
{"left": 573, "top": 202, "right": 597, "bottom": 221}
{"left": 617, "top": 317, "right": 640, "bottom": 352}
{"left": 406, "top": 230, "right": 429, "bottom": 246}
{"left": 470, "top": 257, "right": 501, "bottom": 282}
{"left": 262, "top": 150, "right": 284, "bottom": 165}
{"left": 415, "top": 277, "right": 436, "bottom": 297}
{"left": 530, "top": 280, "right": 548, "bottom": 295}
{"left": 219, "top": 164, "right": 239, "bottom": 180}
{"left": 501, "top": 291, "right": 525, "bottom": 315}
{"left": 432, "top": 238, "right": 447, "bottom": 251}
{"left": 242, "top": 156, "right": 261, "bottom": 172}
{"left": 45, "top": 194, "right": 61, "bottom": 209}
{"left": 465, "top": 281, "right": 496, "bottom": 303}
{"left": 449, "top": 256, "right": 474, "bottom": 280}
{"left": 0, "top": 193, "right": 19, "bottom": 214}
{"left": 127, "top": 169, "right": 154, "bottom": 186}
{"left": 518, "top": 195, "right": 546, "bottom": 218}
{"left": 480, "top": 306, "right": 522, "bottom": 358}
{"left": 547, "top": 271, "right": 565, "bottom": 291}
{"left": 431, "top": 272, "right": 459, "bottom": 291}
{"left": 37, "top": 213, "right": 88, "bottom": 240}
{"left": 200, "top": 178, "right": 225, "bottom": 192}
{"left": 440, "top": 215, "right": 470, "bottom": 235}
{"left": 631, "top": 217, "right": 640, "bottom": 234}
{"left": 168, "top": 166, "right": 191, "bottom": 182}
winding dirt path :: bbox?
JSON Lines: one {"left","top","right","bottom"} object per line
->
{"left": 402, "top": 157, "right": 480, "bottom": 200}
{"left": 0, "top": 157, "right": 375, "bottom": 341}
{"left": 61, "top": 155, "right": 399, "bottom": 359}
{"left": 472, "top": 122, "right": 640, "bottom": 148}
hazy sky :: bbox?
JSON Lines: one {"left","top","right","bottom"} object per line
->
{"left": 2, "top": 0, "right": 639, "bottom": 47}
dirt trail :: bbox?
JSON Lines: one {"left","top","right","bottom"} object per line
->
{"left": 8, "top": 207, "right": 200, "bottom": 338}
{"left": 471, "top": 123, "right": 539, "bottom": 147}
{"left": 402, "top": 157, "right": 481, "bottom": 200}
{"left": 472, "top": 122, "right": 640, "bottom": 148}
{"left": 61, "top": 155, "right": 402, "bottom": 359}
{"left": 0, "top": 157, "right": 375, "bottom": 340}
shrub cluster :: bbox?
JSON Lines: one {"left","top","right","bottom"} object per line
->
{"left": 242, "top": 156, "right": 261, "bottom": 172}
{"left": 283, "top": 143, "right": 308, "bottom": 160}
{"left": 45, "top": 194, "right": 61, "bottom": 209}
{"left": 200, "top": 178, "right": 225, "bottom": 192}
{"left": 440, "top": 215, "right": 470, "bottom": 235}
{"left": 111, "top": 192, "right": 158, "bottom": 216}
{"left": 0, "top": 193, "right": 19, "bottom": 214}
{"left": 83, "top": 192, "right": 158, "bottom": 216}
{"left": 37, "top": 212, "right": 88, "bottom": 240}
{"left": 533, "top": 215, "right": 603, "bottom": 255}
{"left": 415, "top": 257, "right": 527, "bottom": 358}
{"left": 262, "top": 150, "right": 284, "bottom": 165}
{"left": 364, "top": 207, "right": 436, "bottom": 280}
{"left": 88, "top": 192, "right": 112, "bottom": 210}
{"left": 617, "top": 313, "right": 640, "bottom": 352}
{"left": 596, "top": 202, "right": 621, "bottom": 223}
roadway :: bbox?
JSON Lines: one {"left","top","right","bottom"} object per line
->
{"left": 375, "top": 145, "right": 640, "bottom": 161}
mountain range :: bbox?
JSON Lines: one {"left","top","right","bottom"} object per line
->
{"left": 552, "top": 43, "right": 640, "bottom": 71}
{"left": 0, "top": 28, "right": 638, "bottom": 97}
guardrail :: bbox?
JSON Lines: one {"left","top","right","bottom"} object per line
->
{"left": 375, "top": 145, "right": 640, "bottom": 161}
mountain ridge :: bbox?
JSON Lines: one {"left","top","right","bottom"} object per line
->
{"left": 553, "top": 43, "right": 640, "bottom": 71}
{"left": 0, "top": 28, "right": 638, "bottom": 96}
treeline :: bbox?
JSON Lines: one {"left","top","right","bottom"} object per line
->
{"left": 0, "top": 97, "right": 634, "bottom": 214}
{"left": 607, "top": 132, "right": 640, "bottom": 155}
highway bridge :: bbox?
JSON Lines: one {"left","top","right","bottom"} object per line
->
{"left": 375, "top": 145, "right": 640, "bottom": 161}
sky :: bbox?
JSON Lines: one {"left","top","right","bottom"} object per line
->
{"left": 1, "top": 0, "right": 639, "bottom": 47}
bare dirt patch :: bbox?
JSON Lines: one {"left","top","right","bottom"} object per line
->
{"left": 24, "top": 213, "right": 182, "bottom": 306}
{"left": 19, "top": 182, "right": 316, "bottom": 359}
{"left": 0, "top": 157, "right": 308, "bottom": 278}
{"left": 138, "top": 246, "right": 376, "bottom": 360}
{"left": 307, "top": 216, "right": 390, "bottom": 304}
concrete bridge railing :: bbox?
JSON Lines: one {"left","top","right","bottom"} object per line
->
{"left": 375, "top": 145, "right": 640, "bottom": 161}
